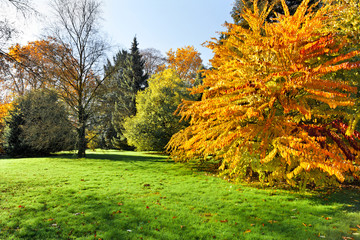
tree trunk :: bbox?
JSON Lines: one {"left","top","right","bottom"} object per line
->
{"left": 77, "top": 107, "right": 87, "bottom": 158}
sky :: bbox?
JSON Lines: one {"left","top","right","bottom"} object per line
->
{"left": 8, "top": 0, "right": 234, "bottom": 66}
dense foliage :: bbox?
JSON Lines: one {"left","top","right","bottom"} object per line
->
{"left": 2, "top": 89, "right": 75, "bottom": 157}
{"left": 167, "top": 0, "right": 360, "bottom": 188}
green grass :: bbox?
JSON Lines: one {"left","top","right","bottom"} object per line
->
{"left": 0, "top": 150, "right": 359, "bottom": 240}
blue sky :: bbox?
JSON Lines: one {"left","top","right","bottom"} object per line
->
{"left": 102, "top": 0, "right": 234, "bottom": 65}
{"left": 14, "top": 0, "right": 234, "bottom": 65}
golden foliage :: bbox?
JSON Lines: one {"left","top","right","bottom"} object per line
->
{"left": 164, "top": 46, "right": 202, "bottom": 83}
{"left": 167, "top": 0, "right": 360, "bottom": 187}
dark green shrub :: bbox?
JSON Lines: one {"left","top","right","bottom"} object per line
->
{"left": 3, "top": 89, "right": 76, "bottom": 157}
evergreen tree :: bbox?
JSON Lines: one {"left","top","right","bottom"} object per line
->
{"left": 130, "top": 36, "right": 148, "bottom": 90}
{"left": 112, "top": 37, "right": 148, "bottom": 149}
{"left": 96, "top": 49, "right": 129, "bottom": 149}
{"left": 96, "top": 37, "right": 148, "bottom": 149}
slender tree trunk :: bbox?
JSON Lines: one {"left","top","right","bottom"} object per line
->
{"left": 77, "top": 106, "right": 87, "bottom": 158}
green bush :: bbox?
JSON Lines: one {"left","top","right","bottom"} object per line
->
{"left": 123, "top": 69, "right": 198, "bottom": 151}
{"left": 3, "top": 89, "right": 76, "bottom": 157}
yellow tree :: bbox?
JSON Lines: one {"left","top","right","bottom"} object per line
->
{"left": 167, "top": 0, "right": 360, "bottom": 188}
{"left": 162, "top": 46, "right": 203, "bottom": 83}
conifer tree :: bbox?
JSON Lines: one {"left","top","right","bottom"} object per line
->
{"left": 96, "top": 37, "right": 148, "bottom": 149}
{"left": 96, "top": 49, "right": 129, "bottom": 148}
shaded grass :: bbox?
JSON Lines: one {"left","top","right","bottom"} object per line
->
{"left": 0, "top": 150, "right": 359, "bottom": 239}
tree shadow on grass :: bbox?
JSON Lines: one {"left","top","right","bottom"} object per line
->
{"left": 309, "top": 187, "right": 360, "bottom": 212}
{"left": 51, "top": 151, "right": 173, "bottom": 164}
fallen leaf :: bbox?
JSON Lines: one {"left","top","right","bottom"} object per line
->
{"left": 220, "top": 219, "right": 228, "bottom": 223}
{"left": 117, "top": 203, "right": 123, "bottom": 206}
{"left": 172, "top": 216, "right": 177, "bottom": 219}
{"left": 350, "top": 228, "right": 358, "bottom": 232}
{"left": 244, "top": 229, "right": 251, "bottom": 233}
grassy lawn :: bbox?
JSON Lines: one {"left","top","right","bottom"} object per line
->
{"left": 0, "top": 150, "right": 359, "bottom": 240}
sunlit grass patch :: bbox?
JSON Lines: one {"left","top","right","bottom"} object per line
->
{"left": 0, "top": 150, "right": 359, "bottom": 239}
